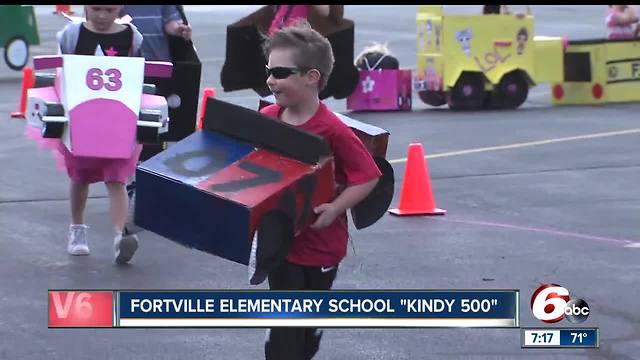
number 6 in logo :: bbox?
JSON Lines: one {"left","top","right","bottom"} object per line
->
{"left": 86, "top": 68, "right": 122, "bottom": 91}
{"left": 530, "top": 284, "right": 570, "bottom": 323}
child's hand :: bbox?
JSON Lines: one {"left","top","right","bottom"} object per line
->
{"left": 178, "top": 24, "right": 192, "bottom": 40}
{"left": 166, "top": 21, "right": 192, "bottom": 41}
{"left": 310, "top": 203, "right": 340, "bottom": 230}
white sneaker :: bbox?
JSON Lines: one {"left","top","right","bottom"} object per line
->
{"left": 67, "top": 224, "right": 90, "bottom": 255}
{"left": 114, "top": 232, "right": 139, "bottom": 264}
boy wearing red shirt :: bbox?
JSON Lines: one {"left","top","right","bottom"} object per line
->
{"left": 260, "top": 22, "right": 381, "bottom": 360}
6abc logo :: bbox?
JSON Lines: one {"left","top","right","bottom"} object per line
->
{"left": 530, "top": 284, "right": 590, "bottom": 324}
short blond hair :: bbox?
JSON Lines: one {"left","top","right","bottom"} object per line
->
{"left": 263, "top": 21, "right": 334, "bottom": 90}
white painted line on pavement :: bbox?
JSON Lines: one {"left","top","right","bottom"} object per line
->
{"left": 388, "top": 128, "right": 640, "bottom": 164}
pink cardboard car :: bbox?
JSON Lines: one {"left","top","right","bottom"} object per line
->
{"left": 25, "top": 54, "right": 172, "bottom": 159}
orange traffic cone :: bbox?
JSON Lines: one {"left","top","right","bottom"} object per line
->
{"left": 11, "top": 66, "right": 35, "bottom": 119}
{"left": 197, "top": 87, "right": 215, "bottom": 130}
{"left": 389, "top": 143, "right": 446, "bottom": 216}
{"left": 53, "top": 5, "right": 74, "bottom": 15}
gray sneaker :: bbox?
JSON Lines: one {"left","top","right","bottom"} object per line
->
{"left": 67, "top": 224, "right": 90, "bottom": 255}
{"left": 124, "top": 180, "right": 138, "bottom": 234}
{"left": 114, "top": 232, "right": 138, "bottom": 264}
{"left": 124, "top": 180, "right": 140, "bottom": 235}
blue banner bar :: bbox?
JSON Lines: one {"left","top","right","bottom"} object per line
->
{"left": 117, "top": 290, "right": 519, "bottom": 328}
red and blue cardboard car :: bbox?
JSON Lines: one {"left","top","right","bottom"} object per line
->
{"left": 135, "top": 98, "right": 394, "bottom": 284}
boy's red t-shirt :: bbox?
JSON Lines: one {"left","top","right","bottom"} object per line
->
{"left": 260, "top": 102, "right": 382, "bottom": 267}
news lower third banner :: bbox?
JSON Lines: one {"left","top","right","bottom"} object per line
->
{"left": 48, "top": 290, "right": 519, "bottom": 328}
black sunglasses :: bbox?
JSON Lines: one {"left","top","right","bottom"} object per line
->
{"left": 265, "top": 65, "right": 310, "bottom": 79}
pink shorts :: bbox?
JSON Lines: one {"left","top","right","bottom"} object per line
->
{"left": 58, "top": 141, "right": 143, "bottom": 184}
{"left": 25, "top": 125, "right": 142, "bottom": 184}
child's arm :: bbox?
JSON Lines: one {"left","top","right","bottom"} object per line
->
{"left": 310, "top": 178, "right": 378, "bottom": 229}
{"left": 129, "top": 24, "right": 144, "bottom": 57}
{"left": 309, "top": 123, "right": 382, "bottom": 230}
{"left": 628, "top": 6, "right": 640, "bottom": 24}
{"left": 609, "top": 8, "right": 639, "bottom": 26}
{"left": 163, "top": 5, "right": 192, "bottom": 40}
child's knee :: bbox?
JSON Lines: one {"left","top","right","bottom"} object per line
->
{"left": 105, "top": 181, "right": 124, "bottom": 186}
{"left": 104, "top": 181, "right": 126, "bottom": 192}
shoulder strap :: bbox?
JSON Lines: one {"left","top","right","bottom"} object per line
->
{"left": 57, "top": 22, "right": 82, "bottom": 54}
{"left": 364, "top": 53, "right": 388, "bottom": 71}
{"left": 125, "top": 22, "right": 143, "bottom": 56}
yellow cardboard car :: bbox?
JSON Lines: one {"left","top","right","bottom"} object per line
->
{"left": 552, "top": 38, "right": 640, "bottom": 105}
{"left": 415, "top": 5, "right": 563, "bottom": 110}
